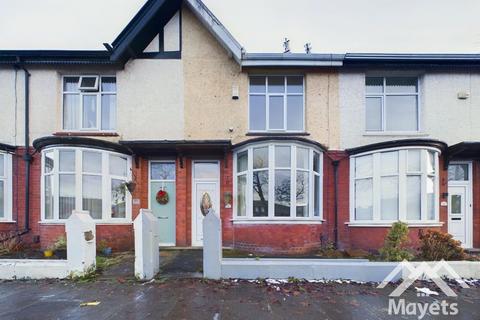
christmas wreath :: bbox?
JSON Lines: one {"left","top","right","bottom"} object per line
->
{"left": 156, "top": 190, "right": 169, "bottom": 205}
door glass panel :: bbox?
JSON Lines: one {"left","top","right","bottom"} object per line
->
{"left": 451, "top": 195, "right": 462, "bottom": 214}
{"left": 448, "top": 164, "right": 469, "bottom": 181}
{"left": 194, "top": 163, "right": 218, "bottom": 179}
{"left": 151, "top": 162, "right": 176, "bottom": 180}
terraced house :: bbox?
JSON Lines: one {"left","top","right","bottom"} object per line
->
{"left": 0, "top": 0, "right": 479, "bottom": 254}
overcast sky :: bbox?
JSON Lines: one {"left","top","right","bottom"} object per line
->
{"left": 1, "top": 0, "right": 480, "bottom": 53}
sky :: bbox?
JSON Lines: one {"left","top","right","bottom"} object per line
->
{"left": 1, "top": 0, "right": 480, "bottom": 54}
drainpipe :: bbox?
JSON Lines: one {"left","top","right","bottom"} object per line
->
{"left": 332, "top": 160, "right": 339, "bottom": 248}
{"left": 17, "top": 64, "right": 31, "bottom": 232}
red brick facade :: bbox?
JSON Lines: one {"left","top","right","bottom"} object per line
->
{"left": 4, "top": 147, "right": 480, "bottom": 254}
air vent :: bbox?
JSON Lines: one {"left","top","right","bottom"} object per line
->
{"left": 78, "top": 76, "right": 99, "bottom": 91}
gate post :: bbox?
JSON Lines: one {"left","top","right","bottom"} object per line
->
{"left": 134, "top": 209, "right": 160, "bottom": 280}
{"left": 65, "top": 210, "right": 96, "bottom": 276}
{"left": 203, "top": 209, "right": 222, "bottom": 279}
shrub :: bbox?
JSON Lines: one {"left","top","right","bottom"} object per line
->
{"left": 0, "top": 232, "right": 23, "bottom": 255}
{"left": 379, "top": 221, "right": 413, "bottom": 261}
{"left": 418, "top": 230, "right": 465, "bottom": 261}
{"left": 52, "top": 235, "right": 67, "bottom": 251}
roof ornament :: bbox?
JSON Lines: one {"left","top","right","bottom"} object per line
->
{"left": 283, "top": 38, "right": 291, "bottom": 53}
{"left": 304, "top": 43, "right": 312, "bottom": 54}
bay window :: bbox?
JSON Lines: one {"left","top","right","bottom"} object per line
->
{"left": 41, "top": 147, "right": 131, "bottom": 222}
{"left": 365, "top": 76, "right": 419, "bottom": 132}
{"left": 234, "top": 142, "right": 322, "bottom": 221}
{"left": 63, "top": 76, "right": 117, "bottom": 131}
{"left": 249, "top": 76, "right": 305, "bottom": 132}
{"left": 0, "top": 153, "right": 12, "bottom": 222}
{"left": 350, "top": 147, "right": 439, "bottom": 225}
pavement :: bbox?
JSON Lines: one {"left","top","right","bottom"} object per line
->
{"left": 0, "top": 250, "right": 479, "bottom": 319}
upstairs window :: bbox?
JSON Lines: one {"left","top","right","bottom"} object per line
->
{"left": 365, "top": 76, "right": 419, "bottom": 132}
{"left": 63, "top": 76, "right": 117, "bottom": 131}
{"left": 249, "top": 76, "right": 304, "bottom": 132}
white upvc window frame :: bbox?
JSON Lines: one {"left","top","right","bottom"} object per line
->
{"left": 40, "top": 146, "right": 132, "bottom": 224}
{"left": 348, "top": 146, "right": 441, "bottom": 227}
{"left": 233, "top": 141, "right": 323, "bottom": 223}
{"left": 365, "top": 76, "right": 421, "bottom": 133}
{"left": 248, "top": 75, "right": 305, "bottom": 133}
{"left": 62, "top": 75, "right": 117, "bottom": 132}
{"left": 0, "top": 152, "right": 13, "bottom": 222}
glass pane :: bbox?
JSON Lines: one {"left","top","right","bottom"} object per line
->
{"left": 406, "top": 176, "right": 421, "bottom": 220}
{"left": 313, "top": 152, "right": 320, "bottom": 173}
{"left": 366, "top": 97, "right": 382, "bottom": 131}
{"left": 249, "top": 95, "right": 266, "bottom": 131}
{"left": 44, "top": 175, "right": 54, "bottom": 219}
{"left": 249, "top": 76, "right": 266, "bottom": 94}
{"left": 287, "top": 76, "right": 303, "bottom": 94}
{"left": 151, "top": 162, "right": 176, "bottom": 180}
{"left": 59, "top": 150, "right": 75, "bottom": 172}
{"left": 59, "top": 174, "right": 75, "bottom": 219}
{"left": 111, "top": 179, "right": 126, "bottom": 218}
{"left": 237, "top": 151, "right": 248, "bottom": 173}
{"left": 269, "top": 96, "right": 284, "bottom": 130}
{"left": 427, "top": 151, "right": 435, "bottom": 174}
{"left": 427, "top": 177, "right": 435, "bottom": 220}
{"left": 82, "top": 175, "right": 102, "bottom": 219}
{"left": 381, "top": 176, "right": 398, "bottom": 220}
{"left": 237, "top": 175, "right": 247, "bottom": 217}
{"left": 385, "top": 96, "right": 418, "bottom": 131}
{"left": 408, "top": 150, "right": 421, "bottom": 172}
{"left": 296, "top": 171, "right": 309, "bottom": 217}
{"left": 110, "top": 155, "right": 127, "bottom": 177}
{"left": 274, "top": 169, "right": 291, "bottom": 217}
{"left": 381, "top": 151, "right": 398, "bottom": 175}
{"left": 0, "top": 181, "right": 4, "bottom": 218}
{"left": 451, "top": 195, "right": 462, "bottom": 214}
{"left": 296, "top": 147, "right": 309, "bottom": 169}
{"left": 314, "top": 175, "right": 320, "bottom": 216}
{"left": 268, "top": 76, "right": 285, "bottom": 93}
{"left": 193, "top": 162, "right": 218, "bottom": 179}
{"left": 386, "top": 77, "right": 418, "bottom": 94}
{"left": 80, "top": 77, "right": 97, "bottom": 88}
{"left": 82, "top": 95, "right": 97, "bottom": 129}
{"left": 101, "top": 77, "right": 116, "bottom": 92}
{"left": 83, "top": 151, "right": 102, "bottom": 173}
{"left": 355, "top": 178, "right": 373, "bottom": 220}
{"left": 63, "top": 94, "right": 79, "bottom": 130}
{"left": 253, "top": 170, "right": 268, "bottom": 217}
{"left": 275, "top": 146, "right": 291, "bottom": 167}
{"left": 253, "top": 147, "right": 268, "bottom": 169}
{"left": 0, "top": 155, "right": 4, "bottom": 177}
{"left": 101, "top": 95, "right": 116, "bottom": 130}
{"left": 448, "top": 164, "right": 469, "bottom": 181}
{"left": 63, "top": 77, "right": 79, "bottom": 92}
{"left": 365, "top": 77, "right": 383, "bottom": 94}
{"left": 355, "top": 155, "right": 373, "bottom": 178}
{"left": 44, "top": 151, "right": 54, "bottom": 174}
{"left": 287, "top": 96, "right": 303, "bottom": 131}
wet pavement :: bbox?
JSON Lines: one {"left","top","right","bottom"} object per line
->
{"left": 0, "top": 278, "right": 479, "bottom": 319}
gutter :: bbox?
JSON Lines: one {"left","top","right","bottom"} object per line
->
{"left": 241, "top": 53, "right": 345, "bottom": 68}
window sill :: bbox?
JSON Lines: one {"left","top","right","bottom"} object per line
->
{"left": 53, "top": 132, "right": 119, "bottom": 137}
{"left": 363, "top": 131, "right": 429, "bottom": 137}
{"left": 39, "top": 220, "right": 132, "bottom": 225}
{"left": 0, "top": 220, "right": 16, "bottom": 224}
{"left": 232, "top": 219, "right": 324, "bottom": 225}
{"left": 246, "top": 132, "right": 310, "bottom": 137}
{"left": 346, "top": 221, "right": 443, "bottom": 227}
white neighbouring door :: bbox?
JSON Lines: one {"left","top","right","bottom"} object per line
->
{"left": 448, "top": 162, "right": 473, "bottom": 248}
{"left": 192, "top": 161, "right": 220, "bottom": 247}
